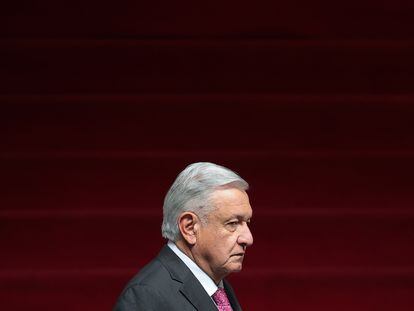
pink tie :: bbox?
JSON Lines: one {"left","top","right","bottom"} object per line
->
{"left": 212, "top": 288, "right": 233, "bottom": 311}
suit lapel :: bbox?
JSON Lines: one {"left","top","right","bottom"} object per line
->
{"left": 157, "top": 245, "right": 218, "bottom": 311}
{"left": 180, "top": 273, "right": 218, "bottom": 311}
{"left": 224, "top": 279, "right": 242, "bottom": 311}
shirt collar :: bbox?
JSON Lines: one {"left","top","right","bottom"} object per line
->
{"left": 167, "top": 241, "right": 223, "bottom": 296}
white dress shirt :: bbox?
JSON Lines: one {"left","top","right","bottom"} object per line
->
{"left": 167, "top": 240, "right": 224, "bottom": 299}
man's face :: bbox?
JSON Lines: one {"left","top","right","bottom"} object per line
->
{"left": 192, "top": 187, "right": 253, "bottom": 283}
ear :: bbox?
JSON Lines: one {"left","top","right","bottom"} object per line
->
{"left": 178, "top": 212, "right": 200, "bottom": 245}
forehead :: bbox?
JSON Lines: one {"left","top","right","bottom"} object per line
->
{"left": 208, "top": 188, "right": 252, "bottom": 219}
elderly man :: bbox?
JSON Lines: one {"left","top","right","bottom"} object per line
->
{"left": 114, "top": 162, "right": 253, "bottom": 311}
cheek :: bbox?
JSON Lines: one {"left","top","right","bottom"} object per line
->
{"left": 199, "top": 227, "right": 224, "bottom": 252}
{"left": 218, "top": 236, "right": 239, "bottom": 254}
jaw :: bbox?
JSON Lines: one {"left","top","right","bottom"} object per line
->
{"left": 226, "top": 259, "right": 243, "bottom": 273}
{"left": 213, "top": 256, "right": 244, "bottom": 280}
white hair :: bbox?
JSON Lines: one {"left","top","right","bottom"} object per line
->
{"left": 161, "top": 162, "right": 249, "bottom": 241}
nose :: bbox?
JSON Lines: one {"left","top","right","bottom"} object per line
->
{"left": 238, "top": 222, "right": 253, "bottom": 248}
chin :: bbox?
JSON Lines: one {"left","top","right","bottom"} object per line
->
{"left": 229, "top": 263, "right": 243, "bottom": 273}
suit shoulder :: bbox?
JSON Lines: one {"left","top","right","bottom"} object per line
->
{"left": 114, "top": 259, "right": 172, "bottom": 309}
{"left": 114, "top": 256, "right": 192, "bottom": 310}
{"left": 121, "top": 254, "right": 186, "bottom": 296}
{"left": 125, "top": 257, "right": 168, "bottom": 287}
{"left": 113, "top": 283, "right": 168, "bottom": 311}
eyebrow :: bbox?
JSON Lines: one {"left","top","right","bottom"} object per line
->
{"left": 227, "top": 214, "right": 252, "bottom": 221}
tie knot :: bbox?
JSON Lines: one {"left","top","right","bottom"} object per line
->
{"left": 212, "top": 288, "right": 233, "bottom": 311}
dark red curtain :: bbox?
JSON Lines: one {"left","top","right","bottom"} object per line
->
{"left": 1, "top": 1, "right": 414, "bottom": 310}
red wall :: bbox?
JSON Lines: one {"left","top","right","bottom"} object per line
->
{"left": 2, "top": 1, "right": 414, "bottom": 310}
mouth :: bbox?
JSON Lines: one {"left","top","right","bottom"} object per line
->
{"left": 231, "top": 252, "right": 245, "bottom": 257}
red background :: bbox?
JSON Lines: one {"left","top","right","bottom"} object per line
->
{"left": 1, "top": 1, "right": 414, "bottom": 310}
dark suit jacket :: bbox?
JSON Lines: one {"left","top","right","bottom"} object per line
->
{"left": 113, "top": 245, "right": 242, "bottom": 311}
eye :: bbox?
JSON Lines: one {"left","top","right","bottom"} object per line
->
{"left": 226, "top": 219, "right": 239, "bottom": 225}
{"left": 226, "top": 220, "right": 239, "bottom": 231}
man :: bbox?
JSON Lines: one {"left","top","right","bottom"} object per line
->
{"left": 114, "top": 162, "right": 253, "bottom": 310}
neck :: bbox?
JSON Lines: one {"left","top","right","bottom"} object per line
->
{"left": 174, "top": 239, "right": 223, "bottom": 285}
